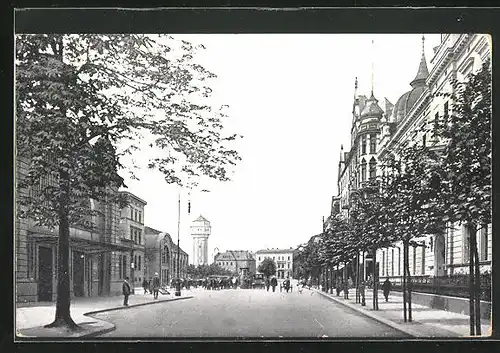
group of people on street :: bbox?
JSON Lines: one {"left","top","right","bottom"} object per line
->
{"left": 139, "top": 273, "right": 163, "bottom": 299}
{"left": 264, "top": 276, "right": 291, "bottom": 292}
{"left": 202, "top": 276, "right": 239, "bottom": 290}
{"left": 297, "top": 275, "right": 393, "bottom": 302}
{"left": 265, "top": 276, "right": 278, "bottom": 292}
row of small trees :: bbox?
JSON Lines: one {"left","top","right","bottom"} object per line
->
{"left": 296, "top": 61, "right": 491, "bottom": 335}
{"left": 186, "top": 263, "right": 235, "bottom": 279}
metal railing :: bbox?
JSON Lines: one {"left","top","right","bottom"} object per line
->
{"left": 378, "top": 274, "right": 491, "bottom": 301}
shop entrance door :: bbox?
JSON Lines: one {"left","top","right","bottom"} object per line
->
{"left": 73, "top": 251, "right": 85, "bottom": 297}
{"left": 37, "top": 247, "right": 53, "bottom": 302}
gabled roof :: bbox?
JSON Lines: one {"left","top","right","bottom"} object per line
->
{"left": 215, "top": 250, "right": 255, "bottom": 261}
{"left": 194, "top": 215, "right": 209, "bottom": 222}
{"left": 255, "top": 248, "right": 295, "bottom": 254}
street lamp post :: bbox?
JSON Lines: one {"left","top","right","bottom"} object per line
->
{"left": 175, "top": 192, "right": 181, "bottom": 297}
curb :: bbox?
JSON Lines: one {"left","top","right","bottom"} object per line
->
{"left": 312, "top": 289, "right": 418, "bottom": 338}
{"left": 80, "top": 322, "right": 117, "bottom": 338}
{"left": 84, "top": 296, "right": 193, "bottom": 316}
{"left": 17, "top": 296, "right": 194, "bottom": 339}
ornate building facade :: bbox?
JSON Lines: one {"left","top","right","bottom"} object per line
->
{"left": 144, "top": 226, "right": 189, "bottom": 286}
{"left": 15, "top": 158, "right": 135, "bottom": 303}
{"left": 337, "top": 34, "right": 492, "bottom": 282}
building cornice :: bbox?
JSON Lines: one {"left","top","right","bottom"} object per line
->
{"left": 427, "top": 34, "right": 472, "bottom": 87}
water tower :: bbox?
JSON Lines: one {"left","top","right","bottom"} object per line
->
{"left": 190, "top": 215, "right": 211, "bottom": 265}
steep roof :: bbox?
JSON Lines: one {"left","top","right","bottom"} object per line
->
{"left": 194, "top": 215, "right": 209, "bottom": 222}
{"left": 360, "top": 93, "right": 384, "bottom": 118}
{"left": 215, "top": 250, "right": 255, "bottom": 261}
{"left": 255, "top": 248, "right": 295, "bottom": 254}
{"left": 410, "top": 52, "right": 430, "bottom": 88}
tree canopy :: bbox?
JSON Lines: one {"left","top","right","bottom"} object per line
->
{"left": 257, "top": 257, "right": 277, "bottom": 278}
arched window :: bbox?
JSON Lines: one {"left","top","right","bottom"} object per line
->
{"left": 361, "top": 159, "right": 367, "bottom": 182}
{"left": 369, "top": 157, "right": 377, "bottom": 180}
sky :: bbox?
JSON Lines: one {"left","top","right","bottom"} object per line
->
{"left": 119, "top": 33, "right": 441, "bottom": 263}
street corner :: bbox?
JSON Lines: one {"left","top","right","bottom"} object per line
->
{"left": 16, "top": 319, "right": 115, "bottom": 339}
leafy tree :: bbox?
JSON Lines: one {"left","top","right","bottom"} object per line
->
{"left": 383, "top": 144, "right": 443, "bottom": 320}
{"left": 321, "top": 214, "right": 354, "bottom": 298}
{"left": 258, "top": 257, "right": 277, "bottom": 279}
{"left": 16, "top": 34, "right": 241, "bottom": 330}
{"left": 435, "top": 61, "right": 491, "bottom": 335}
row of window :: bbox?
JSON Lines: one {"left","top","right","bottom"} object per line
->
{"left": 360, "top": 133, "right": 377, "bottom": 156}
{"left": 379, "top": 224, "right": 489, "bottom": 277}
{"left": 118, "top": 254, "right": 143, "bottom": 279}
{"left": 277, "top": 263, "right": 290, "bottom": 269}
{"left": 257, "top": 255, "right": 291, "bottom": 262}
{"left": 219, "top": 261, "right": 233, "bottom": 266}
{"left": 359, "top": 158, "right": 377, "bottom": 182}
{"left": 130, "top": 207, "right": 143, "bottom": 224}
{"left": 131, "top": 227, "right": 142, "bottom": 245}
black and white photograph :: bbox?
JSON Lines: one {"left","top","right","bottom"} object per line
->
{"left": 13, "top": 8, "right": 493, "bottom": 341}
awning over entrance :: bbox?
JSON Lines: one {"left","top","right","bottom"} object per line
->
{"left": 28, "top": 231, "right": 133, "bottom": 254}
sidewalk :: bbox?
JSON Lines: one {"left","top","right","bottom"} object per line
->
{"left": 16, "top": 289, "right": 194, "bottom": 338}
{"left": 311, "top": 287, "right": 491, "bottom": 338}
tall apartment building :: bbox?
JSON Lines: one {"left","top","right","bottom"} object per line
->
{"left": 118, "top": 191, "right": 147, "bottom": 289}
{"left": 255, "top": 248, "right": 295, "bottom": 279}
{"left": 337, "top": 34, "right": 492, "bottom": 281}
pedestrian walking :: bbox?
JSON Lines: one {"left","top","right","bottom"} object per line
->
{"left": 265, "top": 277, "right": 270, "bottom": 292}
{"left": 122, "top": 277, "right": 131, "bottom": 306}
{"left": 383, "top": 278, "right": 392, "bottom": 302}
{"left": 152, "top": 272, "right": 160, "bottom": 299}
{"left": 142, "top": 278, "right": 149, "bottom": 294}
{"left": 271, "top": 276, "right": 277, "bottom": 292}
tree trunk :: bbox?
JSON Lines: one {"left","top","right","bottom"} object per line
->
{"left": 402, "top": 244, "right": 407, "bottom": 322}
{"left": 355, "top": 253, "right": 360, "bottom": 304}
{"left": 372, "top": 248, "right": 378, "bottom": 310}
{"left": 45, "top": 171, "right": 79, "bottom": 330}
{"left": 344, "top": 262, "right": 349, "bottom": 299}
{"left": 468, "top": 225, "right": 476, "bottom": 336}
{"left": 329, "top": 265, "right": 333, "bottom": 294}
{"left": 406, "top": 243, "right": 412, "bottom": 322}
{"left": 472, "top": 231, "right": 482, "bottom": 335}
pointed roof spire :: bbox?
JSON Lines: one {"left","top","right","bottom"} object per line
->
{"left": 410, "top": 34, "right": 429, "bottom": 88}
{"left": 354, "top": 77, "right": 358, "bottom": 99}
{"left": 371, "top": 39, "right": 375, "bottom": 96}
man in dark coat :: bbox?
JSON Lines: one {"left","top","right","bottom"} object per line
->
{"left": 122, "top": 277, "right": 131, "bottom": 306}
{"left": 265, "top": 277, "right": 270, "bottom": 292}
{"left": 271, "top": 276, "right": 278, "bottom": 292}
{"left": 383, "top": 278, "right": 392, "bottom": 302}
{"left": 142, "top": 278, "right": 149, "bottom": 294}
{"left": 152, "top": 272, "right": 161, "bottom": 299}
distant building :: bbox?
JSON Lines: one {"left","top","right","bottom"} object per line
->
{"left": 144, "top": 226, "right": 189, "bottom": 286}
{"left": 255, "top": 248, "right": 295, "bottom": 279}
{"left": 190, "top": 215, "right": 211, "bottom": 266}
{"left": 214, "top": 250, "right": 256, "bottom": 276}
{"left": 118, "top": 191, "right": 147, "bottom": 289}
